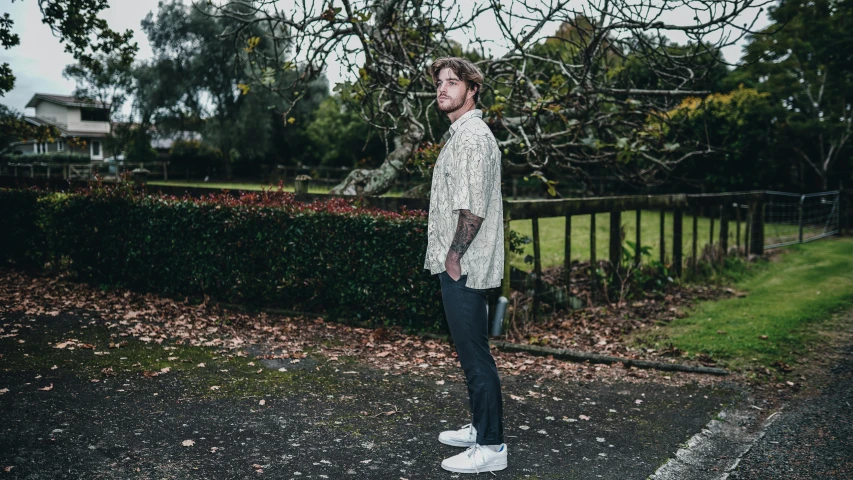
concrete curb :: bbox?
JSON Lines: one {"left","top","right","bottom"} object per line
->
{"left": 649, "top": 405, "right": 783, "bottom": 480}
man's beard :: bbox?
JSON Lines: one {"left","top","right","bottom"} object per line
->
{"left": 437, "top": 95, "right": 465, "bottom": 114}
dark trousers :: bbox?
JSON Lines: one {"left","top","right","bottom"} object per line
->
{"left": 439, "top": 271, "right": 504, "bottom": 445}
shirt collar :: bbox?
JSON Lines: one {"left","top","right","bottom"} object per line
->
{"left": 449, "top": 109, "right": 483, "bottom": 135}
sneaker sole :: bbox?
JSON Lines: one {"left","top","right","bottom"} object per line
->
{"left": 438, "top": 437, "right": 477, "bottom": 447}
{"left": 441, "top": 461, "right": 508, "bottom": 473}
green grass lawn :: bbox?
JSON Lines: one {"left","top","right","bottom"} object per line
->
{"left": 634, "top": 237, "right": 853, "bottom": 371}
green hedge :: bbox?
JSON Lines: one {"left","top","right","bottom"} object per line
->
{"left": 0, "top": 186, "right": 446, "bottom": 331}
{"left": 2, "top": 153, "right": 91, "bottom": 164}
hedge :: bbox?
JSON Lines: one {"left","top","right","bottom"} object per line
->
{"left": 2, "top": 153, "right": 91, "bottom": 164}
{"left": 0, "top": 185, "right": 447, "bottom": 332}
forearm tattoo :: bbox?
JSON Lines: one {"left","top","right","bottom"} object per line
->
{"left": 449, "top": 209, "right": 484, "bottom": 259}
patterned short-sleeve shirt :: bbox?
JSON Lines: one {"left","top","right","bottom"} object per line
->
{"left": 424, "top": 109, "right": 504, "bottom": 290}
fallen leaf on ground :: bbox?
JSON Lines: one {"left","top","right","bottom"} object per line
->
{"left": 181, "top": 439, "right": 195, "bottom": 447}
{"left": 579, "top": 415, "right": 590, "bottom": 420}
{"left": 210, "top": 385, "right": 220, "bottom": 390}
{"left": 37, "top": 384, "right": 53, "bottom": 391}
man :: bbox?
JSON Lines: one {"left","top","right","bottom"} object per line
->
{"left": 424, "top": 57, "right": 506, "bottom": 474}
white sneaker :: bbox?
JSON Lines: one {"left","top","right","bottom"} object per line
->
{"left": 441, "top": 444, "right": 508, "bottom": 474}
{"left": 438, "top": 423, "right": 477, "bottom": 447}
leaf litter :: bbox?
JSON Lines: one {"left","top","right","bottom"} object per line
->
{"left": 0, "top": 267, "right": 729, "bottom": 388}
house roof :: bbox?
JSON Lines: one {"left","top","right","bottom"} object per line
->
{"left": 25, "top": 93, "right": 110, "bottom": 109}
{"left": 23, "top": 116, "right": 107, "bottom": 138}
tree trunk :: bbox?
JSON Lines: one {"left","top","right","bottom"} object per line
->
{"left": 329, "top": 104, "right": 423, "bottom": 196}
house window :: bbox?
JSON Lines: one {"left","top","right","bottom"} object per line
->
{"left": 36, "top": 142, "right": 49, "bottom": 154}
{"left": 81, "top": 107, "right": 109, "bottom": 122}
{"left": 57, "top": 141, "right": 64, "bottom": 152}
{"left": 91, "top": 140, "right": 102, "bottom": 159}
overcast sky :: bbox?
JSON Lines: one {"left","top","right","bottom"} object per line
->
{"left": 0, "top": 0, "right": 768, "bottom": 117}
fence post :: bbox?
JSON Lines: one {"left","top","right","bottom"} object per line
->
{"left": 609, "top": 210, "right": 622, "bottom": 269}
{"left": 532, "top": 218, "right": 542, "bottom": 280}
{"left": 502, "top": 208, "right": 512, "bottom": 299}
{"left": 692, "top": 211, "right": 699, "bottom": 273}
{"left": 635, "top": 210, "right": 642, "bottom": 267}
{"left": 719, "top": 204, "right": 729, "bottom": 255}
{"left": 709, "top": 210, "right": 716, "bottom": 247}
{"left": 590, "top": 213, "right": 597, "bottom": 274}
{"left": 673, "top": 208, "right": 683, "bottom": 277}
{"left": 659, "top": 210, "right": 666, "bottom": 263}
{"left": 798, "top": 194, "right": 805, "bottom": 243}
{"left": 564, "top": 215, "right": 572, "bottom": 287}
{"left": 749, "top": 199, "right": 765, "bottom": 256}
{"left": 532, "top": 217, "right": 542, "bottom": 320}
{"left": 735, "top": 203, "right": 742, "bottom": 256}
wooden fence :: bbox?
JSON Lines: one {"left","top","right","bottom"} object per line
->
{"left": 498, "top": 192, "right": 772, "bottom": 299}
{"left": 2, "top": 161, "right": 170, "bottom": 181}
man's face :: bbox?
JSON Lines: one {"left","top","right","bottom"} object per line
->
{"left": 435, "top": 67, "right": 475, "bottom": 114}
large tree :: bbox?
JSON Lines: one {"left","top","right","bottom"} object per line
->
{"left": 206, "top": 0, "right": 767, "bottom": 195}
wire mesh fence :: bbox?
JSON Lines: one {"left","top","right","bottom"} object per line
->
{"left": 764, "top": 190, "right": 840, "bottom": 249}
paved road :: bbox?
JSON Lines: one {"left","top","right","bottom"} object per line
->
{"left": 728, "top": 344, "right": 853, "bottom": 480}
{"left": 0, "top": 310, "right": 744, "bottom": 480}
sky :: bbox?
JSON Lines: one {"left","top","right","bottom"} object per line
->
{"left": 0, "top": 0, "right": 769, "bottom": 117}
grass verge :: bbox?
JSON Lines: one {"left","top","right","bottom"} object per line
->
{"left": 633, "top": 237, "right": 853, "bottom": 373}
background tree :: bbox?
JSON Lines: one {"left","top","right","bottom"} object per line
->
{"left": 0, "top": 1, "right": 136, "bottom": 145}
{"left": 141, "top": 0, "right": 327, "bottom": 178}
{"left": 0, "top": 104, "right": 59, "bottom": 153}
{"left": 0, "top": 0, "right": 137, "bottom": 96}
{"left": 208, "top": 0, "right": 767, "bottom": 196}
{"left": 302, "top": 94, "right": 386, "bottom": 168}
{"left": 733, "top": 0, "right": 853, "bottom": 190}
{"left": 663, "top": 86, "right": 781, "bottom": 192}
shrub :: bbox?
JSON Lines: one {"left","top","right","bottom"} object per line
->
{"left": 0, "top": 185, "right": 445, "bottom": 331}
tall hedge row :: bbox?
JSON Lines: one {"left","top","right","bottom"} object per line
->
{"left": 0, "top": 187, "right": 446, "bottom": 331}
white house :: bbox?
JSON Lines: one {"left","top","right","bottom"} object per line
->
{"left": 13, "top": 93, "right": 112, "bottom": 161}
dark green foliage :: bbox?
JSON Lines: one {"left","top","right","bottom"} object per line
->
{"left": 0, "top": 187, "right": 444, "bottom": 331}
{"left": 0, "top": 189, "right": 55, "bottom": 269}
{"left": 1, "top": 152, "right": 90, "bottom": 164}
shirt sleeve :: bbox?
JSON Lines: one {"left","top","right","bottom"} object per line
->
{"left": 450, "top": 130, "right": 493, "bottom": 218}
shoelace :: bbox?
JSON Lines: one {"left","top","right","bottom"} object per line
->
{"left": 464, "top": 444, "right": 498, "bottom": 476}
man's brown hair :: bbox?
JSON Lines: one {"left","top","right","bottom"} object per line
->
{"left": 430, "top": 57, "right": 484, "bottom": 103}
